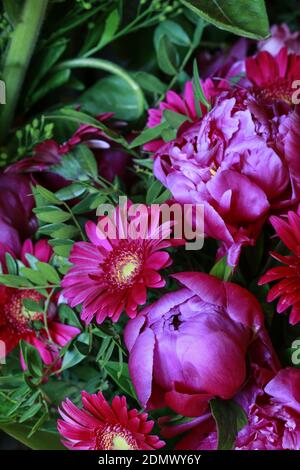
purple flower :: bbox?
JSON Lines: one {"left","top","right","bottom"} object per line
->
{"left": 0, "top": 173, "right": 36, "bottom": 255}
{"left": 153, "top": 95, "right": 297, "bottom": 265}
{"left": 125, "top": 272, "right": 278, "bottom": 417}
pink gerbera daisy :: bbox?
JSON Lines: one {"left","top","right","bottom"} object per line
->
{"left": 246, "top": 47, "right": 300, "bottom": 105}
{"left": 259, "top": 206, "right": 300, "bottom": 325}
{"left": 57, "top": 391, "right": 165, "bottom": 450}
{"left": 62, "top": 204, "right": 173, "bottom": 324}
{"left": 144, "top": 79, "right": 218, "bottom": 152}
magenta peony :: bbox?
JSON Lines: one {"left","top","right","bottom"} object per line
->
{"left": 153, "top": 93, "right": 298, "bottom": 265}
{"left": 57, "top": 391, "right": 165, "bottom": 450}
{"left": 125, "top": 272, "right": 277, "bottom": 417}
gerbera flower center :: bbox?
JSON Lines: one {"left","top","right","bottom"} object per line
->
{"left": 103, "top": 241, "right": 143, "bottom": 290}
{"left": 3, "top": 289, "right": 43, "bottom": 335}
{"left": 95, "top": 424, "right": 139, "bottom": 450}
{"left": 255, "top": 79, "right": 293, "bottom": 104}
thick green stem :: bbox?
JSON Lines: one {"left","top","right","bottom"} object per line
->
{"left": 0, "top": 0, "right": 48, "bottom": 144}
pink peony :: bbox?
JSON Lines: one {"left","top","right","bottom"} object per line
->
{"left": 153, "top": 92, "right": 299, "bottom": 265}
{"left": 57, "top": 391, "right": 165, "bottom": 450}
{"left": 125, "top": 272, "right": 278, "bottom": 417}
{"left": 62, "top": 203, "right": 174, "bottom": 324}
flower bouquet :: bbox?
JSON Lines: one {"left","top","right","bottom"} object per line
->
{"left": 1, "top": 0, "right": 300, "bottom": 453}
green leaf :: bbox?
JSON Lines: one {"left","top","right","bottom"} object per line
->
{"left": 60, "top": 346, "right": 85, "bottom": 371}
{"left": 36, "top": 262, "right": 61, "bottom": 284}
{"left": 97, "top": 9, "right": 120, "bottom": 49}
{"left": 182, "top": 0, "right": 269, "bottom": 39}
{"left": 19, "top": 403, "right": 43, "bottom": 423}
{"left": 0, "top": 275, "right": 32, "bottom": 288}
{"left": 72, "top": 193, "right": 107, "bottom": 215}
{"left": 0, "top": 375, "right": 25, "bottom": 391}
{"left": 163, "top": 109, "right": 190, "bottom": 129}
{"left": 20, "top": 341, "right": 43, "bottom": 378}
{"left": 34, "top": 206, "right": 72, "bottom": 223}
{"left": 210, "top": 256, "right": 232, "bottom": 281}
{"left": 79, "top": 75, "right": 145, "bottom": 121}
{"left": 22, "top": 298, "right": 44, "bottom": 313}
{"left": 0, "top": 423, "right": 64, "bottom": 450}
{"left": 103, "top": 362, "right": 137, "bottom": 401}
{"left": 210, "top": 398, "right": 248, "bottom": 450}
{"left": 20, "top": 267, "right": 47, "bottom": 285}
{"left": 48, "top": 239, "right": 74, "bottom": 257}
{"left": 27, "top": 38, "right": 69, "bottom": 95}
{"left": 133, "top": 72, "right": 167, "bottom": 95}
{"left": 193, "top": 59, "right": 210, "bottom": 113}
{"left": 75, "top": 144, "right": 98, "bottom": 179}
{"left": 51, "top": 224, "right": 79, "bottom": 239}
{"left": 55, "top": 183, "right": 86, "bottom": 201}
{"left": 29, "top": 69, "right": 71, "bottom": 106}
{"left": 129, "top": 122, "right": 168, "bottom": 148}
{"left": 146, "top": 179, "right": 171, "bottom": 204}
{"left": 58, "top": 304, "right": 82, "bottom": 329}
{"left": 156, "top": 35, "right": 178, "bottom": 75}
{"left": 35, "top": 186, "right": 63, "bottom": 205}
{"left": 5, "top": 253, "right": 18, "bottom": 275}
{"left": 154, "top": 20, "right": 191, "bottom": 47}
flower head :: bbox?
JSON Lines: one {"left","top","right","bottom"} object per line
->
{"left": 258, "top": 24, "right": 300, "bottom": 56}
{"left": 57, "top": 391, "right": 165, "bottom": 450}
{"left": 153, "top": 94, "right": 296, "bottom": 265}
{"left": 259, "top": 206, "right": 300, "bottom": 325}
{"left": 0, "top": 240, "right": 80, "bottom": 365}
{"left": 246, "top": 47, "right": 300, "bottom": 106}
{"left": 62, "top": 203, "right": 173, "bottom": 324}
{"left": 125, "top": 272, "right": 277, "bottom": 417}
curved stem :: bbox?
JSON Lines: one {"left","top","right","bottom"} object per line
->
{"left": 0, "top": 0, "right": 48, "bottom": 144}
{"left": 54, "top": 58, "right": 145, "bottom": 118}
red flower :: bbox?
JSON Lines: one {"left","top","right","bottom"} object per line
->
{"left": 0, "top": 240, "right": 80, "bottom": 365}
{"left": 259, "top": 207, "right": 300, "bottom": 324}
{"left": 246, "top": 47, "right": 300, "bottom": 105}
{"left": 57, "top": 391, "right": 165, "bottom": 450}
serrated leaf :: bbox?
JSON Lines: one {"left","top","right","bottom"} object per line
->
{"left": 58, "top": 304, "right": 82, "bottom": 329}
{"left": 104, "top": 362, "right": 137, "bottom": 401}
{"left": 20, "top": 341, "right": 43, "bottom": 378}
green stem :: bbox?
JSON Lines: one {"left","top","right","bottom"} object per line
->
{"left": 54, "top": 58, "right": 145, "bottom": 118}
{"left": 0, "top": 0, "right": 48, "bottom": 144}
